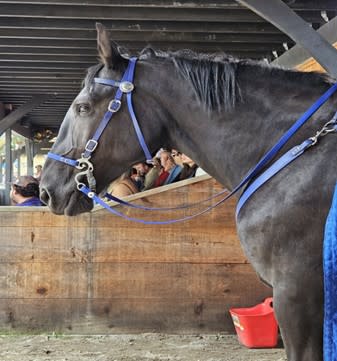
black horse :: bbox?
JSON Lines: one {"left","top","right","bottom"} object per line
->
{"left": 40, "top": 24, "right": 337, "bottom": 361}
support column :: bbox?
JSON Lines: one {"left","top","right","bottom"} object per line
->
{"left": 0, "top": 103, "right": 7, "bottom": 205}
{"left": 25, "top": 138, "right": 34, "bottom": 176}
{"left": 5, "top": 129, "right": 12, "bottom": 205}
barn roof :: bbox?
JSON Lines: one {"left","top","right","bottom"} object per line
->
{"left": 0, "top": 0, "right": 336, "bottom": 137}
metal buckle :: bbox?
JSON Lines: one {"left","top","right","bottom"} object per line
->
{"left": 108, "top": 99, "right": 121, "bottom": 112}
{"left": 85, "top": 139, "right": 98, "bottom": 153}
{"left": 119, "top": 81, "right": 134, "bottom": 93}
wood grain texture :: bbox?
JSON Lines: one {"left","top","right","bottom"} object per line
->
{"left": 0, "top": 177, "right": 271, "bottom": 333}
{"left": 296, "top": 42, "right": 337, "bottom": 73}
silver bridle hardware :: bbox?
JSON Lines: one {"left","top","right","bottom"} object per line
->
{"left": 309, "top": 116, "right": 337, "bottom": 146}
{"left": 119, "top": 81, "right": 134, "bottom": 93}
{"left": 108, "top": 99, "right": 122, "bottom": 113}
{"left": 75, "top": 157, "right": 96, "bottom": 191}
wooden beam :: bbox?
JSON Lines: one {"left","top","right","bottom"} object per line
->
{"left": 237, "top": 0, "right": 337, "bottom": 78}
{"left": 11, "top": 123, "right": 33, "bottom": 139}
{"left": 272, "top": 16, "right": 337, "bottom": 70}
{"left": 0, "top": 94, "right": 54, "bottom": 136}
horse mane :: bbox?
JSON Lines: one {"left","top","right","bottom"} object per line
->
{"left": 170, "top": 51, "right": 240, "bottom": 112}
{"left": 140, "top": 47, "right": 334, "bottom": 113}
{"left": 86, "top": 45, "right": 333, "bottom": 113}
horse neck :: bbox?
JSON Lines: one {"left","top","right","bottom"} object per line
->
{"left": 167, "top": 68, "right": 334, "bottom": 190}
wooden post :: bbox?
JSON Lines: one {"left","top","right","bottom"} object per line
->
{"left": 0, "top": 103, "right": 5, "bottom": 204}
{"left": 25, "top": 138, "right": 34, "bottom": 176}
{"left": 4, "top": 129, "right": 12, "bottom": 205}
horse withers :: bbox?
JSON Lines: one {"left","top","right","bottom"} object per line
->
{"left": 40, "top": 23, "right": 337, "bottom": 361}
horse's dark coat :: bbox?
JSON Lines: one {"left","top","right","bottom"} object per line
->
{"left": 40, "top": 24, "right": 337, "bottom": 361}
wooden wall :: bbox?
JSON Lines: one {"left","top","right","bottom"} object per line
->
{"left": 0, "top": 176, "right": 271, "bottom": 334}
{"left": 296, "top": 42, "right": 337, "bottom": 72}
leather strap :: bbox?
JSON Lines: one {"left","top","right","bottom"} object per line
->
{"left": 236, "top": 139, "right": 313, "bottom": 216}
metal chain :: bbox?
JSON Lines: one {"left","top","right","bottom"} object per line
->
{"left": 309, "top": 111, "right": 337, "bottom": 146}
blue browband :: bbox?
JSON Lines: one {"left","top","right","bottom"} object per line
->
{"left": 49, "top": 58, "right": 152, "bottom": 165}
{"left": 47, "top": 57, "right": 337, "bottom": 223}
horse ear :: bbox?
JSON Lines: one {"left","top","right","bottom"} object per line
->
{"left": 96, "top": 23, "right": 123, "bottom": 69}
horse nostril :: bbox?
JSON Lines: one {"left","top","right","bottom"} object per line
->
{"left": 40, "top": 188, "right": 50, "bottom": 205}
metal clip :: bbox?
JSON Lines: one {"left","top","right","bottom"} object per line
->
{"left": 308, "top": 117, "right": 337, "bottom": 147}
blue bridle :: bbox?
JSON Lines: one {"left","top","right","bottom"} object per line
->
{"left": 48, "top": 57, "right": 153, "bottom": 191}
{"left": 47, "top": 57, "right": 337, "bottom": 223}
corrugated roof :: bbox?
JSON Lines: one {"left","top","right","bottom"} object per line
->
{"left": 0, "top": 0, "right": 335, "bottom": 136}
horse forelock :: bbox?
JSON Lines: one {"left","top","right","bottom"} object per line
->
{"left": 82, "top": 63, "right": 104, "bottom": 90}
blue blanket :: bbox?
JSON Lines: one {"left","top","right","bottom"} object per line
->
{"left": 324, "top": 183, "right": 337, "bottom": 361}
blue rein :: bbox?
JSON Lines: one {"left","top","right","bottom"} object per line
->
{"left": 47, "top": 57, "right": 337, "bottom": 223}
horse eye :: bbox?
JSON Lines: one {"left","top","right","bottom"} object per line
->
{"left": 77, "top": 103, "right": 91, "bottom": 115}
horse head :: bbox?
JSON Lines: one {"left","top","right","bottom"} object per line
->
{"left": 40, "top": 23, "right": 182, "bottom": 215}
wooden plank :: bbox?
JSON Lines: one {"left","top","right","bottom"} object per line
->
{"left": 0, "top": 223, "right": 244, "bottom": 264}
{"left": 91, "top": 263, "right": 267, "bottom": 299}
{"left": 0, "top": 296, "right": 274, "bottom": 334}
{"left": 91, "top": 229, "right": 244, "bottom": 264}
{"left": 0, "top": 178, "right": 244, "bottom": 263}
{"left": 0, "top": 227, "right": 90, "bottom": 263}
{"left": 0, "top": 177, "right": 272, "bottom": 333}
{"left": 0, "top": 262, "right": 262, "bottom": 300}
{"left": 0, "top": 208, "right": 91, "bottom": 227}
{"left": 0, "top": 262, "right": 89, "bottom": 299}
{"left": 0, "top": 266, "right": 270, "bottom": 334}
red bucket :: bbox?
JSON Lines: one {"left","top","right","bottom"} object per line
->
{"left": 229, "top": 297, "right": 278, "bottom": 348}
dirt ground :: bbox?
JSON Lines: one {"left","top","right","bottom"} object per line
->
{"left": 0, "top": 333, "right": 286, "bottom": 361}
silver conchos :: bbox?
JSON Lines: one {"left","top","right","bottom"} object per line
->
{"left": 119, "top": 81, "right": 134, "bottom": 93}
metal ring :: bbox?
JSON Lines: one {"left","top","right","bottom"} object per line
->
{"left": 76, "top": 182, "right": 85, "bottom": 191}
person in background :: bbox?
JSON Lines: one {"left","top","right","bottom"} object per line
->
{"left": 171, "top": 149, "right": 183, "bottom": 167}
{"left": 178, "top": 153, "right": 199, "bottom": 181}
{"left": 142, "top": 157, "right": 161, "bottom": 191}
{"left": 34, "top": 165, "right": 43, "bottom": 182}
{"left": 106, "top": 167, "right": 140, "bottom": 198}
{"left": 154, "top": 150, "right": 181, "bottom": 187}
{"left": 172, "top": 151, "right": 208, "bottom": 178}
{"left": 10, "top": 175, "right": 43, "bottom": 206}
{"left": 133, "top": 162, "right": 151, "bottom": 190}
